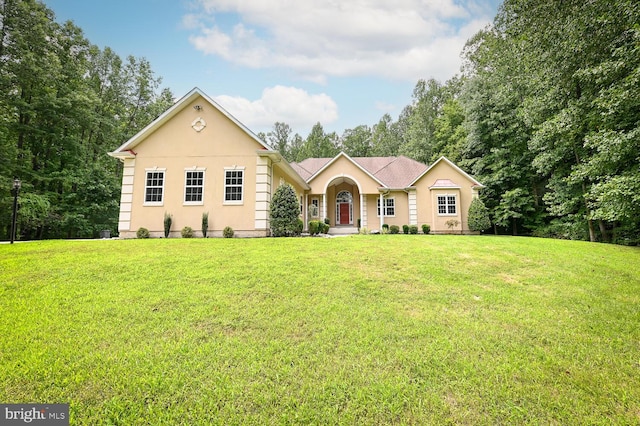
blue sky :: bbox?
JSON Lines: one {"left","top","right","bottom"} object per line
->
{"left": 43, "top": 0, "right": 500, "bottom": 137}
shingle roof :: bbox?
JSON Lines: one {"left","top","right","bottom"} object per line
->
{"left": 291, "top": 155, "right": 428, "bottom": 188}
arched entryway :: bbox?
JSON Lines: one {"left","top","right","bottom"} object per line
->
{"left": 335, "top": 191, "right": 353, "bottom": 225}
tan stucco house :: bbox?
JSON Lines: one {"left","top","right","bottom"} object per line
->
{"left": 109, "top": 88, "right": 483, "bottom": 238}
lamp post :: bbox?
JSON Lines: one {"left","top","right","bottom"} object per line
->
{"left": 10, "top": 178, "right": 21, "bottom": 244}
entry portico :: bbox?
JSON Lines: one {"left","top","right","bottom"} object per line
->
{"left": 292, "top": 152, "right": 483, "bottom": 233}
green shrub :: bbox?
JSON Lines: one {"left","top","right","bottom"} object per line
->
{"left": 136, "top": 227, "right": 150, "bottom": 239}
{"left": 321, "top": 222, "right": 330, "bottom": 234}
{"left": 468, "top": 198, "right": 491, "bottom": 232}
{"left": 295, "top": 218, "right": 304, "bottom": 236}
{"left": 181, "top": 226, "right": 194, "bottom": 238}
{"left": 223, "top": 226, "right": 234, "bottom": 238}
{"left": 201, "top": 212, "right": 209, "bottom": 238}
{"left": 359, "top": 227, "right": 369, "bottom": 235}
{"left": 270, "top": 184, "right": 300, "bottom": 237}
{"left": 357, "top": 218, "right": 361, "bottom": 230}
{"left": 422, "top": 224, "right": 431, "bottom": 234}
{"left": 163, "top": 212, "right": 172, "bottom": 238}
{"left": 324, "top": 217, "right": 330, "bottom": 225}
{"left": 409, "top": 225, "right": 418, "bottom": 234}
{"left": 390, "top": 225, "right": 400, "bottom": 234}
{"left": 382, "top": 224, "right": 389, "bottom": 231}
{"left": 402, "top": 224, "right": 409, "bottom": 234}
{"left": 309, "top": 220, "right": 320, "bottom": 236}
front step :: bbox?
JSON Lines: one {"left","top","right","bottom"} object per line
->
{"left": 328, "top": 226, "right": 359, "bottom": 235}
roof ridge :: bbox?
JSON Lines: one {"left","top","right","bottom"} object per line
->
{"left": 372, "top": 156, "right": 400, "bottom": 175}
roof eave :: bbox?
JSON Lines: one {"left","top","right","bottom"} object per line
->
{"left": 258, "top": 150, "right": 311, "bottom": 191}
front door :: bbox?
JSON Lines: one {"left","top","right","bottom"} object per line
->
{"left": 336, "top": 191, "right": 353, "bottom": 225}
{"left": 339, "top": 203, "right": 350, "bottom": 224}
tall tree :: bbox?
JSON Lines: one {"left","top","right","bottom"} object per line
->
{"left": 340, "top": 125, "right": 372, "bottom": 157}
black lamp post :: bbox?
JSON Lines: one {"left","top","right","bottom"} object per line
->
{"left": 10, "top": 178, "right": 21, "bottom": 244}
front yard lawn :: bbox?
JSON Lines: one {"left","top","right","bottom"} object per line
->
{"left": 1, "top": 236, "right": 638, "bottom": 424}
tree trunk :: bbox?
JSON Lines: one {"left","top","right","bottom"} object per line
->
{"left": 598, "top": 220, "right": 609, "bottom": 243}
{"left": 512, "top": 217, "right": 518, "bottom": 236}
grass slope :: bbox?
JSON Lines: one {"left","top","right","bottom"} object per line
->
{"left": 1, "top": 236, "right": 639, "bottom": 424}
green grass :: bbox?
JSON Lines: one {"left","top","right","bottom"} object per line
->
{"left": 1, "top": 236, "right": 639, "bottom": 424}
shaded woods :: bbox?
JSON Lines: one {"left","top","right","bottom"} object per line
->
{"left": 0, "top": 0, "right": 173, "bottom": 239}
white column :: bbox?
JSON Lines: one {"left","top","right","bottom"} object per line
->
{"left": 118, "top": 158, "right": 135, "bottom": 232}
{"left": 379, "top": 192, "right": 384, "bottom": 230}
{"left": 408, "top": 189, "right": 417, "bottom": 225}
{"left": 304, "top": 193, "right": 308, "bottom": 230}
{"left": 255, "top": 156, "right": 272, "bottom": 231}
{"left": 360, "top": 193, "right": 365, "bottom": 228}
{"left": 322, "top": 193, "right": 327, "bottom": 222}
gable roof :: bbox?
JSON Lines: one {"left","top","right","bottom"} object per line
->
{"left": 108, "top": 87, "right": 272, "bottom": 159}
{"left": 411, "top": 156, "right": 484, "bottom": 188}
{"left": 291, "top": 153, "right": 429, "bottom": 189}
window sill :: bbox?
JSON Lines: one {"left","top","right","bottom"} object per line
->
{"left": 223, "top": 201, "right": 244, "bottom": 206}
{"left": 143, "top": 202, "right": 164, "bottom": 207}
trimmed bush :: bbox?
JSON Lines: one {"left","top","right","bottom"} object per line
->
{"left": 382, "top": 224, "right": 389, "bottom": 232}
{"left": 390, "top": 225, "right": 400, "bottom": 234}
{"left": 324, "top": 217, "right": 330, "bottom": 225}
{"left": 321, "top": 222, "right": 330, "bottom": 234}
{"left": 164, "top": 212, "right": 172, "bottom": 238}
{"left": 223, "top": 226, "right": 234, "bottom": 238}
{"left": 402, "top": 224, "right": 409, "bottom": 234}
{"left": 409, "top": 225, "right": 418, "bottom": 234}
{"left": 468, "top": 198, "right": 491, "bottom": 232}
{"left": 422, "top": 224, "right": 431, "bottom": 234}
{"left": 270, "top": 184, "right": 300, "bottom": 237}
{"left": 136, "top": 227, "right": 150, "bottom": 239}
{"left": 295, "top": 219, "right": 303, "bottom": 236}
{"left": 202, "top": 212, "right": 209, "bottom": 238}
{"left": 309, "top": 220, "right": 320, "bottom": 236}
{"left": 181, "top": 226, "right": 194, "bottom": 238}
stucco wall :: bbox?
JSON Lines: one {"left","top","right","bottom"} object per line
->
{"left": 122, "top": 95, "right": 268, "bottom": 237}
{"left": 414, "top": 160, "right": 478, "bottom": 233}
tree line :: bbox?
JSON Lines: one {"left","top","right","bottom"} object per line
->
{"left": 2, "top": 0, "right": 638, "bottom": 243}
{"left": 263, "top": 0, "right": 640, "bottom": 244}
{"left": 1, "top": 0, "right": 173, "bottom": 239}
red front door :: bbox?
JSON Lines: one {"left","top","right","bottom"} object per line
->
{"left": 339, "top": 203, "right": 350, "bottom": 224}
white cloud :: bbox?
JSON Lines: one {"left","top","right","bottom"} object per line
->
{"left": 187, "top": 0, "right": 495, "bottom": 82}
{"left": 213, "top": 86, "right": 338, "bottom": 133}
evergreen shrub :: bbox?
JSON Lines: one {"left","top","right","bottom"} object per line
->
{"left": 181, "top": 226, "right": 194, "bottom": 238}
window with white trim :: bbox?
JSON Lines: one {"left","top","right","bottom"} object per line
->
{"left": 224, "top": 169, "right": 244, "bottom": 203}
{"left": 144, "top": 170, "right": 165, "bottom": 205}
{"left": 309, "top": 198, "right": 319, "bottom": 217}
{"left": 377, "top": 197, "right": 395, "bottom": 216}
{"left": 437, "top": 195, "right": 457, "bottom": 215}
{"left": 184, "top": 170, "right": 205, "bottom": 204}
